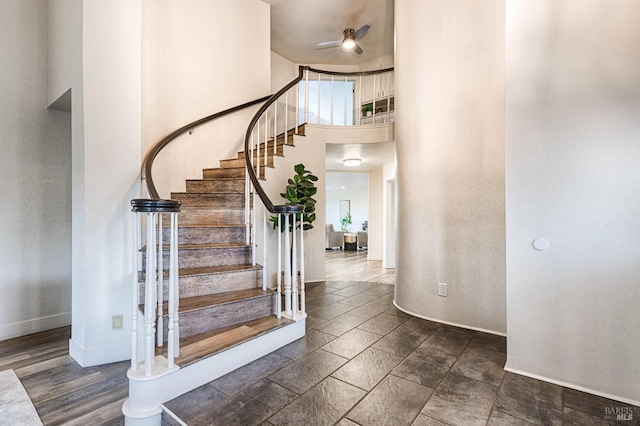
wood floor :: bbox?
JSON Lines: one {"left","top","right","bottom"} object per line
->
{"left": 325, "top": 249, "right": 395, "bottom": 284}
{"left": 0, "top": 251, "right": 392, "bottom": 425}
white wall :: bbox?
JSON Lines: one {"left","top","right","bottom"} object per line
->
{"left": 142, "top": 0, "right": 271, "bottom": 199}
{"left": 0, "top": 0, "right": 72, "bottom": 339}
{"left": 382, "top": 160, "right": 396, "bottom": 268}
{"left": 271, "top": 51, "right": 298, "bottom": 92}
{"left": 395, "top": 0, "right": 506, "bottom": 334}
{"left": 505, "top": 0, "right": 640, "bottom": 405}
{"left": 66, "top": 0, "right": 143, "bottom": 366}
{"left": 368, "top": 168, "right": 383, "bottom": 260}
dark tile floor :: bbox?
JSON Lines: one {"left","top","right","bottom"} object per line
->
{"left": 163, "top": 281, "right": 639, "bottom": 426}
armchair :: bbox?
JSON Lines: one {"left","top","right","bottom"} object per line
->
{"left": 325, "top": 224, "right": 344, "bottom": 249}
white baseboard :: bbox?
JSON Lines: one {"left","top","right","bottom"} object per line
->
{"left": 0, "top": 312, "right": 71, "bottom": 341}
{"left": 393, "top": 301, "right": 506, "bottom": 336}
{"left": 504, "top": 365, "right": 640, "bottom": 407}
{"left": 69, "top": 338, "right": 131, "bottom": 367}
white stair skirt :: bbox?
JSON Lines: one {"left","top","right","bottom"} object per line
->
{"left": 122, "top": 318, "right": 305, "bottom": 426}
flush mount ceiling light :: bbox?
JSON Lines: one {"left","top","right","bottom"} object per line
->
{"left": 343, "top": 158, "right": 361, "bottom": 167}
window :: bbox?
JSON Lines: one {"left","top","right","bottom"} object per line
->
{"left": 298, "top": 79, "right": 355, "bottom": 126}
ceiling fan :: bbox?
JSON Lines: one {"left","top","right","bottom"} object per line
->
{"left": 315, "top": 24, "right": 371, "bottom": 55}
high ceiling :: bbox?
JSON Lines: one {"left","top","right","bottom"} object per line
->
{"left": 263, "top": 0, "right": 394, "bottom": 65}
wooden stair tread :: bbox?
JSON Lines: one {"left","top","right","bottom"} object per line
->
{"left": 178, "top": 242, "right": 248, "bottom": 249}
{"left": 161, "top": 223, "right": 246, "bottom": 228}
{"left": 138, "top": 263, "right": 261, "bottom": 281}
{"left": 141, "top": 242, "right": 248, "bottom": 251}
{"left": 176, "top": 288, "right": 274, "bottom": 313}
{"left": 159, "top": 316, "right": 295, "bottom": 367}
{"left": 180, "top": 264, "right": 262, "bottom": 277}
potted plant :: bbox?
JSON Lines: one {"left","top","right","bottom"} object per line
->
{"left": 361, "top": 105, "right": 373, "bottom": 117}
{"left": 269, "top": 163, "right": 318, "bottom": 232}
{"left": 340, "top": 213, "right": 352, "bottom": 232}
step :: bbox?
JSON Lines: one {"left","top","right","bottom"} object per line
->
{"left": 219, "top": 158, "right": 246, "bottom": 168}
{"left": 157, "top": 315, "right": 295, "bottom": 368}
{"left": 142, "top": 243, "right": 251, "bottom": 269}
{"left": 162, "top": 223, "right": 246, "bottom": 245}
{"left": 178, "top": 207, "right": 245, "bottom": 226}
{"left": 202, "top": 167, "right": 245, "bottom": 179}
{"left": 237, "top": 143, "right": 284, "bottom": 158}
{"left": 159, "top": 288, "right": 275, "bottom": 340}
{"left": 171, "top": 192, "right": 245, "bottom": 208}
{"left": 139, "top": 264, "right": 264, "bottom": 300}
{"left": 185, "top": 178, "right": 245, "bottom": 194}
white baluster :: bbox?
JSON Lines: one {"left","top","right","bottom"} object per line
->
{"left": 304, "top": 69, "right": 309, "bottom": 125}
{"left": 358, "top": 75, "right": 362, "bottom": 126}
{"left": 292, "top": 214, "right": 298, "bottom": 319}
{"left": 144, "top": 212, "right": 157, "bottom": 377}
{"left": 317, "top": 73, "right": 321, "bottom": 124}
{"left": 167, "top": 212, "right": 177, "bottom": 368}
{"left": 283, "top": 214, "right": 291, "bottom": 316}
{"left": 344, "top": 75, "right": 348, "bottom": 126}
{"left": 295, "top": 81, "right": 300, "bottom": 133}
{"left": 330, "top": 75, "right": 334, "bottom": 125}
{"left": 245, "top": 168, "right": 250, "bottom": 245}
{"left": 284, "top": 91, "right": 289, "bottom": 145}
{"left": 252, "top": 190, "right": 256, "bottom": 267}
{"left": 263, "top": 111, "right": 268, "bottom": 171}
{"left": 300, "top": 215, "right": 305, "bottom": 315}
{"left": 256, "top": 121, "right": 260, "bottom": 180}
{"left": 156, "top": 214, "right": 163, "bottom": 347}
{"left": 262, "top": 206, "right": 267, "bottom": 291}
{"left": 173, "top": 212, "right": 180, "bottom": 358}
{"left": 276, "top": 214, "right": 282, "bottom": 318}
{"left": 273, "top": 99, "right": 278, "bottom": 151}
{"left": 131, "top": 212, "right": 139, "bottom": 371}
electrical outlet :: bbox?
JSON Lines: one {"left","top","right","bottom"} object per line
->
{"left": 438, "top": 283, "right": 447, "bottom": 297}
{"left": 112, "top": 315, "right": 123, "bottom": 330}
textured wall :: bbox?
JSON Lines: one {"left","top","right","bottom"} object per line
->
{"left": 505, "top": 0, "right": 640, "bottom": 404}
{"left": 395, "top": 0, "right": 506, "bottom": 334}
{"left": 0, "top": 0, "right": 72, "bottom": 339}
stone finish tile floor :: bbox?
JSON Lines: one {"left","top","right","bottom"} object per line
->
{"left": 163, "top": 279, "right": 639, "bottom": 426}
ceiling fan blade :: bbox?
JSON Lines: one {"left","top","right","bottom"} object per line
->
{"left": 353, "top": 43, "right": 364, "bottom": 55}
{"left": 354, "top": 24, "right": 371, "bottom": 40}
{"left": 315, "top": 40, "right": 342, "bottom": 50}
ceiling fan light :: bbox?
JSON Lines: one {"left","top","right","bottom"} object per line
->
{"left": 343, "top": 158, "right": 361, "bottom": 167}
{"left": 342, "top": 29, "right": 356, "bottom": 49}
{"left": 342, "top": 38, "right": 356, "bottom": 49}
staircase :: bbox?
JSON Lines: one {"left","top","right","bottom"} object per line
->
{"left": 123, "top": 125, "right": 307, "bottom": 425}
{"left": 149, "top": 128, "right": 304, "bottom": 366}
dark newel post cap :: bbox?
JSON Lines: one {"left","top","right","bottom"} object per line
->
{"left": 131, "top": 198, "right": 181, "bottom": 213}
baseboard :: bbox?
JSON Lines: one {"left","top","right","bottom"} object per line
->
{"left": 0, "top": 312, "right": 71, "bottom": 341}
{"left": 69, "top": 338, "right": 131, "bottom": 367}
{"left": 504, "top": 365, "right": 640, "bottom": 407}
{"left": 393, "top": 301, "right": 506, "bottom": 336}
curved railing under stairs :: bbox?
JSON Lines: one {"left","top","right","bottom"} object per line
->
{"left": 125, "top": 65, "right": 394, "bottom": 426}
